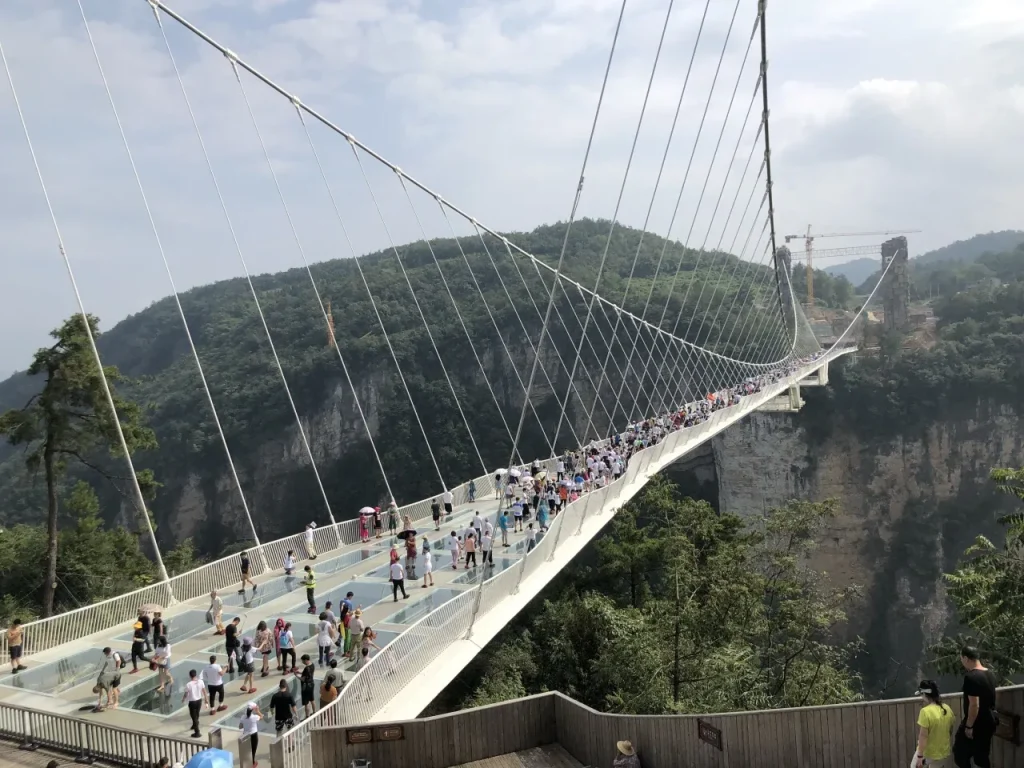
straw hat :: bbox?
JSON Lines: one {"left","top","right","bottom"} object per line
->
{"left": 354, "top": 608, "right": 362, "bottom": 617}
{"left": 616, "top": 740, "right": 635, "bottom": 756}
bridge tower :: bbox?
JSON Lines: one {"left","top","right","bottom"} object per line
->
{"left": 881, "top": 236, "right": 909, "bottom": 331}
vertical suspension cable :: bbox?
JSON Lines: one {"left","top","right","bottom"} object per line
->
{"left": 84, "top": 0, "right": 268, "bottom": 570}
{"left": 397, "top": 180, "right": 522, "bottom": 466}
{"left": 435, "top": 204, "right": 557, "bottom": 459}
{"left": 351, "top": 155, "right": 488, "bottom": 477}
{"left": 572, "top": 0, "right": 678, "bottom": 440}
{"left": 0, "top": 37, "right": 172, "bottom": 596}
{"left": 471, "top": 226, "right": 586, "bottom": 452}
{"left": 524, "top": 0, "right": 629, "bottom": 454}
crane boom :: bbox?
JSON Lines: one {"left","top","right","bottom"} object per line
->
{"left": 782, "top": 227, "right": 920, "bottom": 308}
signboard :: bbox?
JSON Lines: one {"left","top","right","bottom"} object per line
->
{"left": 996, "top": 709, "right": 1021, "bottom": 746}
{"left": 698, "top": 719, "right": 723, "bottom": 751}
{"left": 376, "top": 726, "right": 404, "bottom": 742}
{"left": 346, "top": 728, "right": 373, "bottom": 745}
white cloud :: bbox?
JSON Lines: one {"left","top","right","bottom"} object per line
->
{"left": 0, "top": 0, "right": 1021, "bottom": 373}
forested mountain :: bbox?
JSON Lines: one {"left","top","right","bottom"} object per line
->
{"left": 0, "top": 219, "right": 788, "bottom": 553}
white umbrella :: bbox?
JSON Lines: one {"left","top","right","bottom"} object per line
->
{"left": 358, "top": 506, "right": 375, "bottom": 516}
{"left": 494, "top": 468, "right": 508, "bottom": 475}
{"left": 509, "top": 468, "right": 522, "bottom": 478}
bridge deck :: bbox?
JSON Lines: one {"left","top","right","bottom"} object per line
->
{"left": 0, "top": 350, "right": 852, "bottom": 768}
{"left": 0, "top": 496, "right": 539, "bottom": 763}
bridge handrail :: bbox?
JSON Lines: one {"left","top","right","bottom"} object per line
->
{"left": 0, "top": 698, "right": 216, "bottom": 767}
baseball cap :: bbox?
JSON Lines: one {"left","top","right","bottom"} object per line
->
{"left": 915, "top": 680, "right": 939, "bottom": 697}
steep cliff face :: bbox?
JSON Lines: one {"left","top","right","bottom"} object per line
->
{"left": 702, "top": 400, "right": 1024, "bottom": 694}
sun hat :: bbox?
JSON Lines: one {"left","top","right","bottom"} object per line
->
{"left": 616, "top": 740, "right": 635, "bottom": 756}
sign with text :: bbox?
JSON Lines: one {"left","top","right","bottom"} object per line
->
{"left": 996, "top": 709, "right": 1020, "bottom": 746}
{"left": 376, "top": 726, "right": 404, "bottom": 742}
{"left": 346, "top": 728, "right": 373, "bottom": 745}
{"left": 698, "top": 719, "right": 723, "bottom": 751}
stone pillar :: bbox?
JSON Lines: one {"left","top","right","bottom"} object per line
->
{"left": 881, "top": 236, "right": 909, "bottom": 331}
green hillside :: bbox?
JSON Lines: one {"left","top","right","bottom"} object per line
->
{"left": 0, "top": 219, "right": 788, "bottom": 552}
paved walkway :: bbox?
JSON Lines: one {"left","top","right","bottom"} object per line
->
{"left": 0, "top": 496, "right": 540, "bottom": 764}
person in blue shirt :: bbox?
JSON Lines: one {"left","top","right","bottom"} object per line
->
{"left": 498, "top": 511, "right": 510, "bottom": 547}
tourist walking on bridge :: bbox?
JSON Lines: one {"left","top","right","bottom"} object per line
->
{"left": 954, "top": 646, "right": 998, "bottom": 768}
{"left": 181, "top": 669, "right": 208, "bottom": 739}
{"left": 238, "top": 551, "right": 257, "bottom": 597}
{"left": 390, "top": 559, "right": 408, "bottom": 601}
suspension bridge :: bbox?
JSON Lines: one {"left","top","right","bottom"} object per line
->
{"left": 0, "top": 0, "right": 901, "bottom": 766}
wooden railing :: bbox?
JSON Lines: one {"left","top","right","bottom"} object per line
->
{"left": 0, "top": 700, "right": 221, "bottom": 768}
{"left": 309, "top": 686, "right": 1024, "bottom": 768}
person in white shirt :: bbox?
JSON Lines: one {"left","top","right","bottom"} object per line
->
{"left": 283, "top": 550, "right": 296, "bottom": 576}
{"left": 446, "top": 531, "right": 461, "bottom": 570}
{"left": 526, "top": 523, "right": 537, "bottom": 553}
{"left": 316, "top": 613, "right": 335, "bottom": 667}
{"left": 202, "top": 655, "right": 226, "bottom": 714}
{"left": 390, "top": 561, "right": 408, "bottom": 601}
{"left": 181, "top": 669, "right": 208, "bottom": 738}
{"left": 239, "top": 702, "right": 262, "bottom": 767}
{"left": 472, "top": 512, "right": 484, "bottom": 541}
{"left": 481, "top": 532, "right": 493, "bottom": 565}
{"left": 442, "top": 489, "right": 454, "bottom": 515}
{"left": 421, "top": 537, "right": 434, "bottom": 588}
{"left": 304, "top": 523, "right": 317, "bottom": 560}
{"left": 209, "top": 590, "right": 224, "bottom": 635}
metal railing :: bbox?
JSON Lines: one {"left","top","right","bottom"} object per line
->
{"left": 0, "top": 699, "right": 218, "bottom": 768}
{"left": 271, "top": 350, "right": 847, "bottom": 768}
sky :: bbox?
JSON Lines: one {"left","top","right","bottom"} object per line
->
{"left": 0, "top": 0, "right": 1022, "bottom": 378}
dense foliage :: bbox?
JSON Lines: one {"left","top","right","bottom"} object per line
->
{"left": 0, "top": 316, "right": 161, "bottom": 616}
{"left": 931, "top": 467, "right": 1024, "bottom": 681}
{"left": 0, "top": 480, "right": 198, "bottom": 626}
{"left": 0, "top": 219, "right": 791, "bottom": 552}
{"left": 433, "top": 478, "right": 862, "bottom": 715}
{"left": 789, "top": 265, "right": 855, "bottom": 309}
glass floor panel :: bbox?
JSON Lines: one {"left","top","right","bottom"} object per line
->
{"left": 451, "top": 556, "right": 520, "bottom": 584}
{"left": 213, "top": 672, "right": 323, "bottom": 736}
{"left": 112, "top": 609, "right": 212, "bottom": 645}
{"left": 222, "top": 575, "right": 305, "bottom": 610}
{"left": 379, "top": 588, "right": 464, "bottom": 626}
{"left": 508, "top": 530, "right": 546, "bottom": 554}
{"left": 117, "top": 659, "right": 210, "bottom": 716}
{"left": 285, "top": 580, "right": 392, "bottom": 616}
{"left": 0, "top": 647, "right": 129, "bottom": 695}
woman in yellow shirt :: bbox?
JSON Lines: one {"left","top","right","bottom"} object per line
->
{"left": 914, "top": 679, "right": 955, "bottom": 767}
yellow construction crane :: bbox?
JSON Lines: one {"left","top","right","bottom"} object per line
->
{"left": 783, "top": 227, "right": 921, "bottom": 306}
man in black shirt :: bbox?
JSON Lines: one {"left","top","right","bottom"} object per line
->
{"left": 137, "top": 609, "right": 152, "bottom": 652}
{"left": 270, "top": 679, "right": 297, "bottom": 734}
{"left": 953, "top": 645, "right": 998, "bottom": 768}
{"left": 224, "top": 617, "right": 241, "bottom": 673}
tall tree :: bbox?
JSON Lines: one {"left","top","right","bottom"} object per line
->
{"left": 932, "top": 467, "right": 1024, "bottom": 678}
{"left": 0, "top": 314, "right": 158, "bottom": 616}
